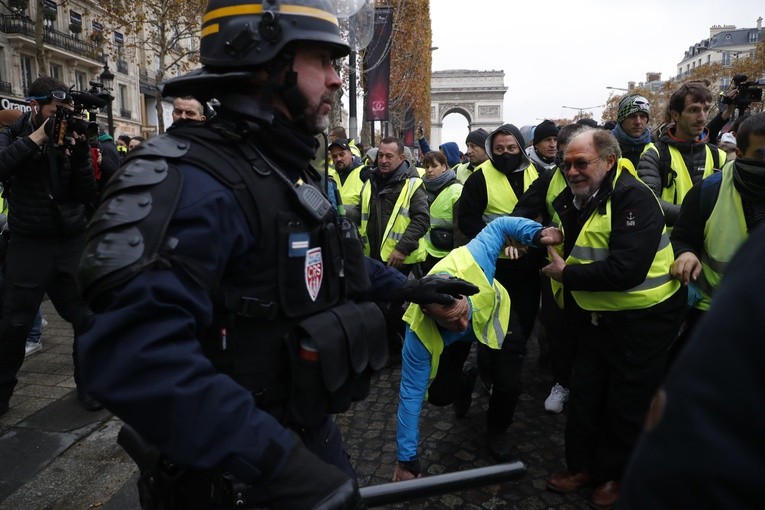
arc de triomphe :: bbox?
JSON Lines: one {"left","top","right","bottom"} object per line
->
{"left": 429, "top": 70, "right": 507, "bottom": 148}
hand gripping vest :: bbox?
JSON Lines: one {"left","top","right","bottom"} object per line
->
{"left": 402, "top": 246, "right": 510, "bottom": 383}
{"left": 566, "top": 167, "right": 680, "bottom": 311}
{"left": 359, "top": 176, "right": 427, "bottom": 264}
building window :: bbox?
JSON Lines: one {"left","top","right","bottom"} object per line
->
{"left": 49, "top": 63, "right": 62, "bottom": 80}
{"left": 114, "top": 31, "right": 125, "bottom": 45}
{"left": 707, "top": 54, "right": 711, "bottom": 64}
{"left": 722, "top": 52, "right": 731, "bottom": 66}
{"left": 750, "top": 32, "right": 759, "bottom": 43}
{"left": 70, "top": 11, "right": 82, "bottom": 24}
{"left": 92, "top": 21, "right": 103, "bottom": 32}
{"left": 692, "top": 62, "right": 696, "bottom": 69}
{"left": 119, "top": 83, "right": 128, "bottom": 110}
{"left": 20, "top": 55, "right": 34, "bottom": 95}
{"left": 75, "top": 70, "right": 87, "bottom": 92}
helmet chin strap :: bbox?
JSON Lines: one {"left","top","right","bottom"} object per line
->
{"left": 274, "top": 52, "right": 309, "bottom": 125}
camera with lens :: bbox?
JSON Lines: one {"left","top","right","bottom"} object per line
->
{"left": 720, "top": 74, "right": 764, "bottom": 111}
{"left": 46, "top": 88, "right": 108, "bottom": 151}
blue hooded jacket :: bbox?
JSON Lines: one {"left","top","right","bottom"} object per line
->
{"left": 439, "top": 142, "right": 462, "bottom": 168}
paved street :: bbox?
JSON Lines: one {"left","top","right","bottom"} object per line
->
{"left": 0, "top": 301, "right": 592, "bottom": 509}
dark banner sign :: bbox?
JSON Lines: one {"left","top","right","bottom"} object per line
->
{"left": 364, "top": 7, "right": 393, "bottom": 121}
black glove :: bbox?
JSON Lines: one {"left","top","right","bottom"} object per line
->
{"left": 266, "top": 434, "right": 365, "bottom": 510}
{"left": 397, "top": 275, "right": 479, "bottom": 306}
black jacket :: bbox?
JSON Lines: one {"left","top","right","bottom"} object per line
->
{"left": 0, "top": 112, "right": 96, "bottom": 237}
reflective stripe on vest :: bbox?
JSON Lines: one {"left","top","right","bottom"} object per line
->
{"left": 567, "top": 167, "right": 680, "bottom": 311}
{"left": 359, "top": 176, "right": 427, "bottom": 263}
{"left": 424, "top": 182, "right": 463, "bottom": 258}
{"left": 695, "top": 167, "right": 747, "bottom": 311}
{"left": 403, "top": 246, "right": 511, "bottom": 382}
{"left": 644, "top": 143, "right": 725, "bottom": 206}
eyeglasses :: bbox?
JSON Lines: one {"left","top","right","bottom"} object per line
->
{"left": 562, "top": 157, "right": 601, "bottom": 172}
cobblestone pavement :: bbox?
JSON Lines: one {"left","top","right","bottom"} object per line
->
{"left": 1, "top": 303, "right": 594, "bottom": 509}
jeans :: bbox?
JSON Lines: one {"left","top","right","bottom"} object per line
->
{"left": 26, "top": 308, "right": 43, "bottom": 343}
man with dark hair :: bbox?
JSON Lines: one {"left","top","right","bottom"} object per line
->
{"left": 456, "top": 128, "right": 489, "bottom": 183}
{"left": 457, "top": 123, "right": 545, "bottom": 459}
{"left": 667, "top": 112, "right": 765, "bottom": 360}
{"left": 0, "top": 76, "right": 98, "bottom": 414}
{"left": 355, "top": 136, "right": 429, "bottom": 274}
{"left": 171, "top": 96, "right": 207, "bottom": 123}
{"left": 543, "top": 129, "right": 686, "bottom": 509}
{"left": 328, "top": 138, "right": 368, "bottom": 207}
{"left": 526, "top": 119, "right": 558, "bottom": 171}
{"left": 638, "top": 82, "right": 727, "bottom": 227}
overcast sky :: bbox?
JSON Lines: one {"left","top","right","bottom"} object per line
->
{"left": 430, "top": 1, "right": 763, "bottom": 150}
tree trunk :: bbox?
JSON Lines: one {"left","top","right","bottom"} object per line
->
{"left": 34, "top": 0, "right": 48, "bottom": 76}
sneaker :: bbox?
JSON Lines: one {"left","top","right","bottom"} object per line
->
{"left": 544, "top": 383, "right": 569, "bottom": 414}
{"left": 24, "top": 340, "right": 42, "bottom": 357}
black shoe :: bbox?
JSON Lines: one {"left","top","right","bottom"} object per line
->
{"left": 453, "top": 367, "right": 477, "bottom": 418}
{"left": 487, "top": 431, "right": 513, "bottom": 462}
{"left": 78, "top": 391, "right": 104, "bottom": 412}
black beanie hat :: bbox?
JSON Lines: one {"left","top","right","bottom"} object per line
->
{"left": 533, "top": 120, "right": 558, "bottom": 146}
{"left": 465, "top": 128, "right": 489, "bottom": 148}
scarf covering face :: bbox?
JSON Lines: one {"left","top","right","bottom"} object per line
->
{"left": 493, "top": 152, "right": 522, "bottom": 174}
{"left": 733, "top": 158, "right": 765, "bottom": 201}
{"left": 612, "top": 122, "right": 652, "bottom": 148}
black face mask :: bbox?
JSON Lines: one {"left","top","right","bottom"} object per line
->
{"left": 493, "top": 152, "right": 522, "bottom": 173}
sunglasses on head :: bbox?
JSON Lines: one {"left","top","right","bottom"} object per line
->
{"left": 27, "top": 90, "right": 73, "bottom": 104}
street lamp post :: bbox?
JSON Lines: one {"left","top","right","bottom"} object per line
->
{"left": 99, "top": 64, "right": 115, "bottom": 137}
{"left": 561, "top": 104, "right": 605, "bottom": 115}
{"left": 606, "top": 86, "right": 629, "bottom": 92}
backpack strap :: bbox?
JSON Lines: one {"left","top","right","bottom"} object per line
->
{"left": 699, "top": 170, "right": 722, "bottom": 223}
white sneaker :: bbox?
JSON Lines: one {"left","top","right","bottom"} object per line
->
{"left": 24, "top": 340, "right": 42, "bottom": 357}
{"left": 544, "top": 383, "right": 569, "bottom": 414}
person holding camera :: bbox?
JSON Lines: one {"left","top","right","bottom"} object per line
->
{"left": 0, "top": 76, "right": 99, "bottom": 416}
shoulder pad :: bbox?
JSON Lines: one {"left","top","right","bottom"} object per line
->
{"left": 80, "top": 161, "right": 184, "bottom": 310}
{"left": 125, "top": 134, "right": 190, "bottom": 162}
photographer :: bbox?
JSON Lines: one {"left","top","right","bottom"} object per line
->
{"left": 0, "top": 76, "right": 99, "bottom": 416}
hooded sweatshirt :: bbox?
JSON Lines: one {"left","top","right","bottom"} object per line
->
{"left": 457, "top": 124, "right": 536, "bottom": 240}
{"left": 439, "top": 142, "right": 462, "bottom": 168}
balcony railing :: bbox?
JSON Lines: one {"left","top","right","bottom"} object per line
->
{"left": 119, "top": 108, "right": 132, "bottom": 119}
{"left": 0, "top": 15, "right": 101, "bottom": 60}
{"left": 0, "top": 81, "right": 11, "bottom": 94}
{"left": 139, "top": 68, "right": 159, "bottom": 96}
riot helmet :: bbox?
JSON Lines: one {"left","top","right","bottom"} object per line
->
{"left": 162, "top": 0, "right": 351, "bottom": 120}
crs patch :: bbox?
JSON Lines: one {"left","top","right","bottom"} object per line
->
{"left": 304, "top": 247, "right": 323, "bottom": 302}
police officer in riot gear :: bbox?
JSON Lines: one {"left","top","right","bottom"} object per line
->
{"left": 77, "top": 1, "right": 475, "bottom": 508}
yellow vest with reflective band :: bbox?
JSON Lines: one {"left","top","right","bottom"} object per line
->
{"left": 403, "top": 246, "right": 511, "bottom": 382}
{"left": 644, "top": 143, "right": 726, "bottom": 206}
{"left": 695, "top": 165, "right": 747, "bottom": 311}
{"left": 481, "top": 161, "right": 539, "bottom": 258}
{"left": 456, "top": 162, "right": 473, "bottom": 184}
{"left": 359, "top": 177, "right": 427, "bottom": 264}
{"left": 567, "top": 167, "right": 680, "bottom": 311}
{"left": 424, "top": 181, "right": 463, "bottom": 258}
{"left": 546, "top": 159, "right": 637, "bottom": 309}
{"left": 338, "top": 163, "right": 366, "bottom": 206}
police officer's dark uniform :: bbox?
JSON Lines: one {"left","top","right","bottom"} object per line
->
{"left": 76, "top": 1, "right": 475, "bottom": 508}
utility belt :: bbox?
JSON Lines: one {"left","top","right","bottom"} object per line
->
{"left": 121, "top": 301, "right": 387, "bottom": 509}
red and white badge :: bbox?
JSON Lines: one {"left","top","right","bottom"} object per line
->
{"left": 304, "top": 247, "right": 323, "bottom": 301}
